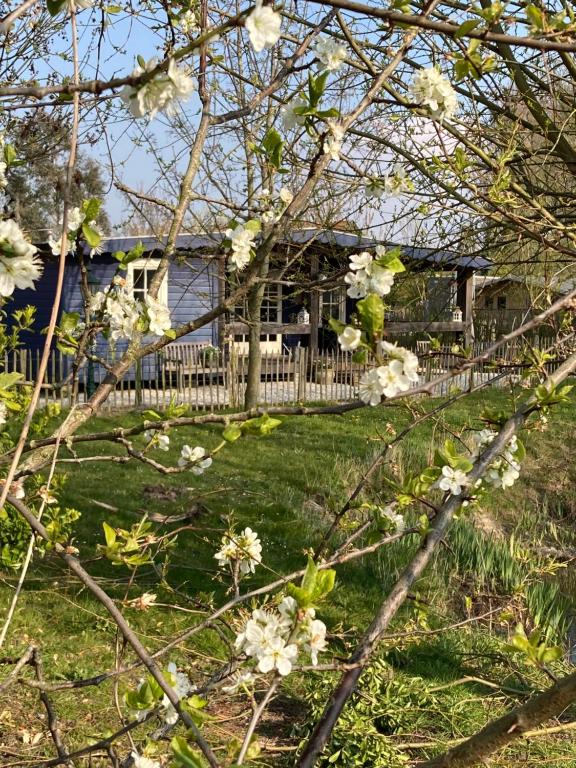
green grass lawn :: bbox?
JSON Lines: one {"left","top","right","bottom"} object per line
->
{"left": 1, "top": 386, "right": 576, "bottom": 766}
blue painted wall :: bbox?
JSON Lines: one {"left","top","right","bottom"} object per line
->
{"left": 12, "top": 253, "right": 219, "bottom": 382}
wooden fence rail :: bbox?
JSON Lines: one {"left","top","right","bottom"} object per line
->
{"left": 10, "top": 337, "right": 569, "bottom": 412}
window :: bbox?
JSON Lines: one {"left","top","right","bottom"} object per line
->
{"left": 497, "top": 296, "right": 507, "bottom": 310}
{"left": 230, "top": 285, "right": 282, "bottom": 353}
{"left": 484, "top": 296, "right": 493, "bottom": 309}
{"left": 321, "top": 287, "right": 346, "bottom": 323}
{"left": 127, "top": 259, "right": 168, "bottom": 305}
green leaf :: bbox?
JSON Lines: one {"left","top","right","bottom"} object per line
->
{"left": 3, "top": 144, "right": 16, "bottom": 166}
{"left": 223, "top": 425, "right": 242, "bottom": 442}
{"left": 105, "top": 4, "right": 122, "bottom": 11}
{"left": 46, "top": 0, "right": 67, "bottom": 15}
{"left": 81, "top": 198, "right": 101, "bottom": 223}
{"left": 261, "top": 128, "right": 284, "bottom": 170}
{"left": 81, "top": 222, "right": 101, "bottom": 247}
{"left": 0, "top": 372, "right": 23, "bottom": 391}
{"left": 171, "top": 735, "right": 207, "bottom": 768}
{"left": 60, "top": 311, "right": 80, "bottom": 332}
{"left": 102, "top": 522, "right": 117, "bottom": 548}
{"left": 374, "top": 246, "right": 405, "bottom": 274}
{"left": 454, "top": 18, "right": 481, "bottom": 38}
{"left": 244, "top": 219, "right": 261, "bottom": 234}
{"left": 356, "top": 293, "right": 384, "bottom": 336}
{"left": 308, "top": 70, "right": 329, "bottom": 108}
{"left": 327, "top": 316, "right": 345, "bottom": 335}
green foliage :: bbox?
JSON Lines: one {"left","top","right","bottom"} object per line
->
{"left": 98, "top": 519, "right": 158, "bottom": 567}
{"left": 287, "top": 557, "right": 336, "bottom": 608}
{"left": 170, "top": 735, "right": 208, "bottom": 767}
{"left": 506, "top": 624, "right": 563, "bottom": 666}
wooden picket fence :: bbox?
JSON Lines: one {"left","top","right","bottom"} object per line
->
{"left": 12, "top": 336, "right": 568, "bottom": 412}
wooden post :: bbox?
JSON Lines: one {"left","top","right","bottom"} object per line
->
{"left": 310, "top": 252, "right": 319, "bottom": 354}
{"left": 456, "top": 267, "right": 475, "bottom": 347}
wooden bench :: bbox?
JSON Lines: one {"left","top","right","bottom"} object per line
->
{"left": 159, "top": 342, "right": 220, "bottom": 386}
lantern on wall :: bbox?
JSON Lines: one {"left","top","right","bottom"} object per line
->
{"left": 297, "top": 307, "right": 310, "bottom": 324}
{"left": 451, "top": 306, "right": 463, "bottom": 322}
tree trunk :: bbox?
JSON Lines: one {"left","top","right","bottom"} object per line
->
{"left": 243, "top": 258, "right": 269, "bottom": 409}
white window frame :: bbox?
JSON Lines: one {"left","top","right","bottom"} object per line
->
{"left": 320, "top": 285, "right": 346, "bottom": 323}
{"left": 127, "top": 258, "right": 168, "bottom": 306}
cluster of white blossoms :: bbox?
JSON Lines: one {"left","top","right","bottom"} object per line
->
{"left": 409, "top": 67, "right": 459, "bottom": 123}
{"left": 129, "top": 662, "right": 192, "bottom": 726}
{"left": 0, "top": 219, "right": 42, "bottom": 298}
{"left": 366, "top": 166, "right": 412, "bottom": 200}
{"left": 470, "top": 429, "right": 522, "bottom": 489}
{"left": 214, "top": 526, "right": 262, "bottom": 575}
{"left": 224, "top": 224, "right": 257, "bottom": 271}
{"left": 314, "top": 36, "right": 347, "bottom": 71}
{"left": 323, "top": 120, "right": 345, "bottom": 162}
{"left": 234, "top": 596, "right": 327, "bottom": 677}
{"left": 177, "top": 8, "right": 199, "bottom": 36}
{"left": 121, "top": 58, "right": 195, "bottom": 121}
{"left": 178, "top": 444, "right": 212, "bottom": 474}
{"left": 48, "top": 206, "right": 87, "bottom": 256}
{"left": 344, "top": 247, "right": 396, "bottom": 299}
{"left": 245, "top": 1, "right": 282, "bottom": 52}
{"left": 91, "top": 280, "right": 141, "bottom": 342}
{"left": 358, "top": 342, "right": 418, "bottom": 406}
{"left": 0, "top": 402, "right": 7, "bottom": 426}
{"left": 260, "top": 187, "right": 294, "bottom": 224}
{"left": 91, "top": 278, "right": 171, "bottom": 341}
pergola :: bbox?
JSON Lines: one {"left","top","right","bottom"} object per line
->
{"left": 225, "top": 229, "right": 492, "bottom": 351}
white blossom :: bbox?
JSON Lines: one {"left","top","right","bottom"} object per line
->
{"left": 358, "top": 368, "right": 384, "bottom": 406}
{"left": 378, "top": 504, "right": 405, "bottom": 533}
{"left": 178, "top": 444, "right": 212, "bottom": 474}
{"left": 281, "top": 95, "right": 308, "bottom": 130}
{"left": 301, "top": 618, "right": 327, "bottom": 665}
{"left": 157, "top": 434, "right": 170, "bottom": 451}
{"left": 161, "top": 662, "right": 193, "bottom": 725}
{"left": 214, "top": 527, "right": 262, "bottom": 575}
{"left": 338, "top": 326, "right": 361, "bottom": 351}
{"left": 0, "top": 161, "right": 7, "bottom": 190}
{"left": 410, "top": 67, "right": 458, "bottom": 122}
{"left": 369, "top": 265, "right": 395, "bottom": 296}
{"left": 256, "top": 636, "right": 298, "bottom": 676}
{"left": 438, "top": 465, "right": 469, "bottom": 495}
{"left": 358, "top": 361, "right": 410, "bottom": 406}
{"left": 314, "top": 37, "right": 347, "bottom": 71}
{"left": 0, "top": 219, "right": 42, "bottom": 297}
{"left": 131, "top": 752, "right": 161, "bottom": 768}
{"left": 323, "top": 122, "right": 344, "bottom": 161}
{"left": 380, "top": 341, "right": 419, "bottom": 382}
{"left": 127, "top": 592, "right": 158, "bottom": 611}
{"left": 65, "top": 0, "right": 93, "bottom": 13}
{"left": 245, "top": 1, "right": 282, "bottom": 52}
{"left": 144, "top": 294, "right": 171, "bottom": 336}
{"left": 225, "top": 224, "right": 256, "bottom": 272}
{"left": 279, "top": 187, "right": 293, "bottom": 205}
{"left": 377, "top": 360, "right": 411, "bottom": 397}
{"left": 344, "top": 269, "right": 370, "bottom": 299}
{"left": 222, "top": 670, "right": 255, "bottom": 694}
{"left": 122, "top": 58, "right": 195, "bottom": 121}
{"left": 0, "top": 402, "right": 7, "bottom": 426}
{"left": 349, "top": 251, "right": 373, "bottom": 273}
